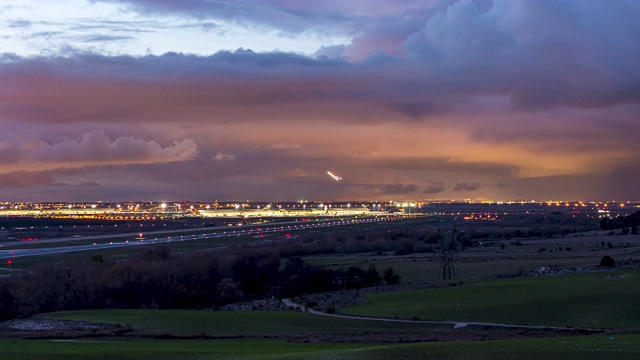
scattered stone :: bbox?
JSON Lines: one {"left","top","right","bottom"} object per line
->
{"left": 0, "top": 319, "right": 131, "bottom": 339}
{"left": 528, "top": 265, "right": 603, "bottom": 277}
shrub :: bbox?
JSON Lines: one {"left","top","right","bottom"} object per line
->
{"left": 383, "top": 267, "right": 401, "bottom": 285}
{"left": 600, "top": 255, "right": 615, "bottom": 267}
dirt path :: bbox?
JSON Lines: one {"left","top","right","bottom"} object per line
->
{"left": 281, "top": 298, "right": 603, "bottom": 332}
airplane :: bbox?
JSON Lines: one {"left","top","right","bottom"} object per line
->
{"left": 326, "top": 171, "right": 342, "bottom": 181}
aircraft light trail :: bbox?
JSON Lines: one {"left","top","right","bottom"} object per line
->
{"left": 327, "top": 171, "right": 342, "bottom": 181}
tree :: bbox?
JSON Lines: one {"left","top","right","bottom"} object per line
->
{"left": 232, "top": 254, "right": 280, "bottom": 297}
{"left": 383, "top": 267, "right": 401, "bottom": 285}
{"left": 600, "top": 255, "right": 615, "bottom": 267}
{"left": 364, "top": 264, "right": 381, "bottom": 286}
{"left": 435, "top": 228, "right": 461, "bottom": 280}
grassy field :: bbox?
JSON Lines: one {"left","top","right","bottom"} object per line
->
{"left": 342, "top": 269, "right": 640, "bottom": 329}
{"left": 37, "top": 309, "right": 449, "bottom": 337}
{"left": 304, "top": 250, "right": 614, "bottom": 283}
{"left": 0, "top": 338, "right": 374, "bottom": 360}
{"left": 303, "top": 233, "right": 640, "bottom": 283}
{"left": 2, "top": 333, "right": 640, "bottom": 360}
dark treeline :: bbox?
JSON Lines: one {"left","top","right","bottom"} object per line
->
{"left": 600, "top": 211, "right": 640, "bottom": 234}
{"left": 0, "top": 244, "right": 400, "bottom": 320}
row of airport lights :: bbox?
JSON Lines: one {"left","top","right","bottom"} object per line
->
{"left": 50, "top": 201, "right": 406, "bottom": 213}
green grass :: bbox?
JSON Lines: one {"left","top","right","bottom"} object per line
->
{"left": 304, "top": 251, "right": 612, "bottom": 284}
{"left": 37, "top": 309, "right": 447, "bottom": 337}
{"left": 301, "top": 232, "right": 636, "bottom": 283}
{"left": 355, "top": 333, "right": 640, "bottom": 360}
{"left": 342, "top": 269, "right": 640, "bottom": 329}
{"left": 2, "top": 333, "right": 640, "bottom": 360}
{"left": 0, "top": 338, "right": 375, "bottom": 360}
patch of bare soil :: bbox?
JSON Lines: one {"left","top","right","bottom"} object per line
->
{"left": 0, "top": 319, "right": 132, "bottom": 339}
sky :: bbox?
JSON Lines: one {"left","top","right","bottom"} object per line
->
{"left": 0, "top": 0, "right": 639, "bottom": 202}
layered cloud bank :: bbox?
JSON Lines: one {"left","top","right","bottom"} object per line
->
{"left": 0, "top": 0, "right": 639, "bottom": 201}
{"left": 0, "top": 131, "right": 198, "bottom": 171}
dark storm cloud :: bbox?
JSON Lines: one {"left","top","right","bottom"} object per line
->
{"left": 0, "top": 130, "right": 198, "bottom": 175}
{"left": 453, "top": 182, "right": 481, "bottom": 191}
{"left": 0, "top": 164, "right": 109, "bottom": 189}
{"left": 424, "top": 181, "right": 445, "bottom": 194}
{"left": 0, "top": 171, "right": 56, "bottom": 188}
{"left": 379, "top": 184, "right": 418, "bottom": 195}
{"left": 402, "top": 0, "right": 640, "bottom": 111}
{"left": 0, "top": 50, "right": 397, "bottom": 126}
{"left": 26, "top": 0, "right": 640, "bottom": 109}
{"left": 6, "top": 0, "right": 640, "bottom": 128}
{"left": 120, "top": 147, "right": 318, "bottom": 186}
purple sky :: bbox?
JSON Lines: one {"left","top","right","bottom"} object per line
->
{"left": 1, "top": 0, "right": 639, "bottom": 202}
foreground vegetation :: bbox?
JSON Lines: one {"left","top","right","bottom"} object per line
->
{"left": 342, "top": 269, "right": 640, "bottom": 329}
{"left": 3, "top": 333, "right": 640, "bottom": 360}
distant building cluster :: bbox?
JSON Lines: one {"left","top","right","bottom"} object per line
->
{"left": 0, "top": 200, "right": 636, "bottom": 221}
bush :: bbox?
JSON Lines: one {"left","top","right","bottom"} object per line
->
{"left": 600, "top": 255, "right": 615, "bottom": 267}
{"left": 383, "top": 267, "right": 401, "bottom": 285}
